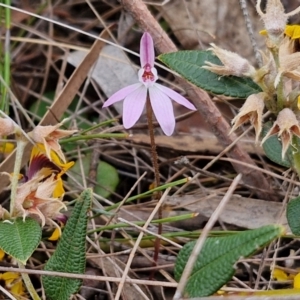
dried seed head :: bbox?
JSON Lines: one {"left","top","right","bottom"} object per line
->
{"left": 230, "top": 92, "right": 266, "bottom": 143}
{"left": 29, "top": 123, "right": 77, "bottom": 162}
{"left": 274, "top": 37, "right": 300, "bottom": 86}
{"left": 261, "top": 108, "right": 300, "bottom": 159}
{"left": 257, "top": 0, "right": 287, "bottom": 44}
{"left": 203, "top": 44, "right": 256, "bottom": 78}
{"left": 14, "top": 174, "right": 66, "bottom": 227}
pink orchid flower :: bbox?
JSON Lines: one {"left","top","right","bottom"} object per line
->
{"left": 103, "top": 32, "right": 196, "bottom": 136}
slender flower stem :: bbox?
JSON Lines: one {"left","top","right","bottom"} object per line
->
{"left": 270, "top": 47, "right": 285, "bottom": 110}
{"left": 10, "top": 136, "right": 27, "bottom": 214}
{"left": 276, "top": 78, "right": 285, "bottom": 111}
{"left": 146, "top": 98, "right": 161, "bottom": 190}
{"left": 18, "top": 262, "right": 41, "bottom": 300}
{"left": 146, "top": 98, "right": 162, "bottom": 276}
{"left": 60, "top": 133, "right": 128, "bottom": 144}
{"left": 0, "top": 0, "right": 11, "bottom": 113}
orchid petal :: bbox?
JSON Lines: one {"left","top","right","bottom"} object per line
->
{"left": 103, "top": 83, "right": 142, "bottom": 107}
{"left": 140, "top": 32, "right": 155, "bottom": 68}
{"left": 123, "top": 85, "right": 147, "bottom": 128}
{"left": 149, "top": 86, "right": 175, "bottom": 136}
{"left": 154, "top": 83, "right": 196, "bottom": 110}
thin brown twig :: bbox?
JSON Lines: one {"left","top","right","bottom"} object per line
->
{"left": 0, "top": 266, "right": 178, "bottom": 287}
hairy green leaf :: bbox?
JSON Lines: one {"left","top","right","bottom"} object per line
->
{"left": 0, "top": 218, "right": 41, "bottom": 264}
{"left": 175, "top": 225, "right": 283, "bottom": 297}
{"left": 42, "top": 189, "right": 92, "bottom": 300}
{"left": 287, "top": 196, "right": 300, "bottom": 235}
{"left": 292, "top": 136, "right": 300, "bottom": 178}
{"left": 158, "top": 50, "right": 261, "bottom": 98}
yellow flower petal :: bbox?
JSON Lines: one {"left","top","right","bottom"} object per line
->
{"left": 2, "top": 271, "right": 20, "bottom": 281}
{"left": 10, "top": 280, "right": 25, "bottom": 296}
{"left": 289, "top": 273, "right": 295, "bottom": 280}
{"left": 294, "top": 273, "right": 300, "bottom": 289}
{"left": 31, "top": 143, "right": 74, "bottom": 174}
{"left": 0, "top": 142, "right": 15, "bottom": 154}
{"left": 1, "top": 272, "right": 26, "bottom": 296}
{"left": 259, "top": 29, "right": 268, "bottom": 36}
{"left": 53, "top": 178, "right": 65, "bottom": 198}
{"left": 272, "top": 268, "right": 288, "bottom": 281}
{"left": 48, "top": 227, "right": 61, "bottom": 241}
{"left": 285, "top": 25, "right": 300, "bottom": 39}
{"left": 0, "top": 248, "right": 5, "bottom": 261}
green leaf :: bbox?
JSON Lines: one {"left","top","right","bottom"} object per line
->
{"left": 158, "top": 50, "right": 261, "bottom": 98}
{"left": 0, "top": 218, "right": 41, "bottom": 264}
{"left": 42, "top": 188, "right": 92, "bottom": 300}
{"left": 94, "top": 161, "right": 119, "bottom": 197}
{"left": 68, "top": 154, "right": 119, "bottom": 198}
{"left": 175, "top": 225, "right": 283, "bottom": 297}
{"left": 261, "top": 122, "right": 292, "bottom": 168}
{"left": 292, "top": 136, "right": 300, "bottom": 177}
{"left": 287, "top": 196, "right": 300, "bottom": 235}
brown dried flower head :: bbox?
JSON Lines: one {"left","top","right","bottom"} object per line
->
{"left": 14, "top": 174, "right": 67, "bottom": 227}
{"left": 29, "top": 122, "right": 77, "bottom": 162}
{"left": 261, "top": 108, "right": 300, "bottom": 159}
{"left": 230, "top": 93, "right": 266, "bottom": 143}
{"left": 256, "top": 0, "right": 287, "bottom": 44}
{"left": 275, "top": 37, "right": 300, "bottom": 86}
{"left": 202, "top": 44, "right": 256, "bottom": 78}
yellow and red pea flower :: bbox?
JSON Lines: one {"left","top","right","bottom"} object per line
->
{"left": 27, "top": 144, "right": 74, "bottom": 198}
